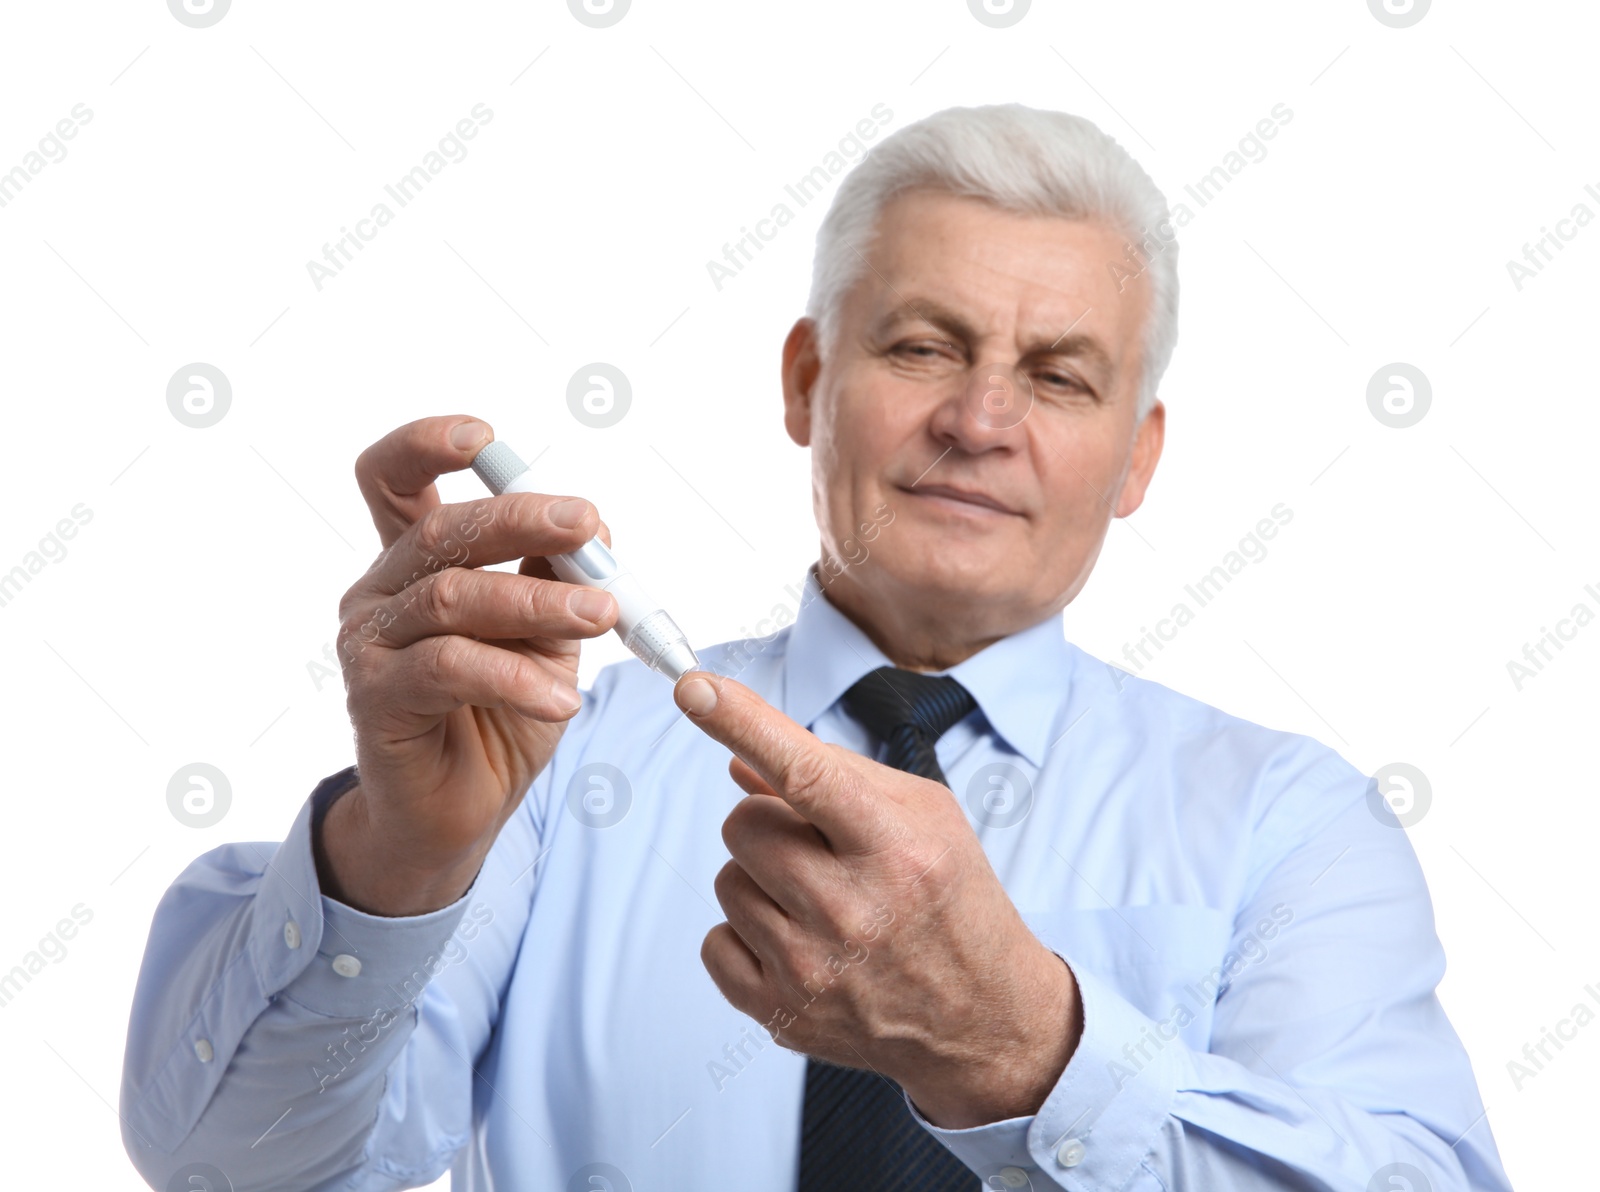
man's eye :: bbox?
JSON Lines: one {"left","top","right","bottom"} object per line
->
{"left": 893, "top": 343, "right": 943, "bottom": 359}
{"left": 1035, "top": 370, "right": 1083, "bottom": 391}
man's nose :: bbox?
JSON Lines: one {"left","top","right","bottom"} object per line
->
{"left": 928, "top": 362, "right": 1034, "bottom": 452}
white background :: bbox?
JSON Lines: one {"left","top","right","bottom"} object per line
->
{"left": 0, "top": 1, "right": 1593, "bottom": 1187}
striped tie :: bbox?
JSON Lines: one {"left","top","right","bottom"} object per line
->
{"left": 797, "top": 667, "right": 980, "bottom": 1191}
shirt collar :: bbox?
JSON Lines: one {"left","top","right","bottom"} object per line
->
{"left": 781, "top": 569, "right": 1071, "bottom": 768}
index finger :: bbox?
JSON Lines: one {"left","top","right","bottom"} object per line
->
{"left": 354, "top": 415, "right": 494, "bottom": 549}
{"left": 352, "top": 488, "right": 604, "bottom": 603}
{"left": 674, "top": 672, "right": 884, "bottom": 850}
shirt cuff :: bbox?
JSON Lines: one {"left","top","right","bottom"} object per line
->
{"left": 908, "top": 954, "right": 1179, "bottom": 1190}
{"left": 250, "top": 766, "right": 479, "bottom": 1019}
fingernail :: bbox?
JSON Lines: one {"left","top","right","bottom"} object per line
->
{"left": 548, "top": 499, "right": 589, "bottom": 529}
{"left": 676, "top": 675, "right": 718, "bottom": 716}
{"left": 553, "top": 684, "right": 582, "bottom": 714}
{"left": 568, "top": 589, "right": 613, "bottom": 623}
{"left": 451, "top": 421, "right": 490, "bottom": 451}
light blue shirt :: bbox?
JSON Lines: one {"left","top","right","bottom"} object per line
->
{"left": 121, "top": 571, "right": 1510, "bottom": 1191}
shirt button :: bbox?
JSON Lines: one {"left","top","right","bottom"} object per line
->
{"left": 331, "top": 953, "right": 361, "bottom": 978}
{"left": 1057, "top": 1137, "right": 1086, "bottom": 1167}
{"left": 193, "top": 1038, "right": 214, "bottom": 1063}
{"left": 995, "top": 1167, "right": 1031, "bottom": 1187}
{"left": 283, "top": 920, "right": 301, "bottom": 949}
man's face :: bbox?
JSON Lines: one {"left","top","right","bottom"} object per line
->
{"left": 782, "top": 188, "right": 1166, "bottom": 644}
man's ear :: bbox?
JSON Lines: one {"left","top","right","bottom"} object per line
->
{"left": 1114, "top": 399, "right": 1165, "bottom": 519}
{"left": 781, "top": 317, "right": 822, "bottom": 448}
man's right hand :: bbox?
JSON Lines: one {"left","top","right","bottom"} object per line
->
{"left": 315, "top": 415, "right": 619, "bottom": 916}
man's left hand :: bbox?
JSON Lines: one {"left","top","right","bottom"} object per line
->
{"left": 674, "top": 669, "right": 1082, "bottom": 1129}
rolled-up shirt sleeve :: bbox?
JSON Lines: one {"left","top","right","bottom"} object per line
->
{"left": 907, "top": 757, "right": 1513, "bottom": 1192}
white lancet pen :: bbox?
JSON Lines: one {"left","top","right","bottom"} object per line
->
{"left": 470, "top": 439, "right": 703, "bottom": 682}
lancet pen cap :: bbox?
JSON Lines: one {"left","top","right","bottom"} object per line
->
{"left": 471, "top": 440, "right": 530, "bottom": 495}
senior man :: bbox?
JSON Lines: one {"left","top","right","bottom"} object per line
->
{"left": 122, "top": 105, "right": 1510, "bottom": 1191}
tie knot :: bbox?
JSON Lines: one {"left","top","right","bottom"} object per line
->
{"left": 840, "top": 666, "right": 975, "bottom": 745}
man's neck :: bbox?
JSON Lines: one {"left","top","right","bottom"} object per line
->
{"left": 812, "top": 563, "right": 1013, "bottom": 672}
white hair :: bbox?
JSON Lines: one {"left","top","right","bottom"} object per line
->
{"left": 805, "top": 103, "right": 1178, "bottom": 418}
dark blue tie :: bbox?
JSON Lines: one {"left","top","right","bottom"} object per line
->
{"left": 797, "top": 667, "right": 979, "bottom": 1191}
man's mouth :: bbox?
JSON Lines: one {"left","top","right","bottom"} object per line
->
{"left": 896, "top": 482, "right": 1020, "bottom": 517}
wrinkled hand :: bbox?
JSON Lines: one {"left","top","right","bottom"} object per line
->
{"left": 319, "top": 415, "right": 618, "bottom": 917}
{"left": 674, "top": 670, "right": 1082, "bottom": 1129}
